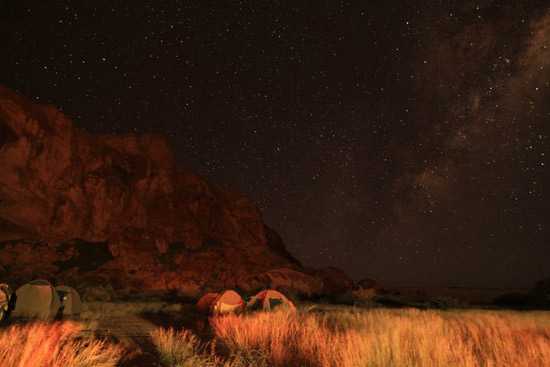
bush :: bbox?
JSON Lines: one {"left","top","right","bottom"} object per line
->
{"left": 352, "top": 287, "right": 377, "bottom": 304}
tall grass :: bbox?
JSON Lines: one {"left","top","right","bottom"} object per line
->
{"left": 207, "top": 308, "right": 550, "bottom": 367}
{"left": 150, "top": 327, "right": 221, "bottom": 367}
{"left": 0, "top": 322, "right": 123, "bottom": 367}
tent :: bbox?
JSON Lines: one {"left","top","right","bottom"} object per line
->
{"left": 55, "top": 285, "right": 82, "bottom": 317}
{"left": 0, "top": 283, "right": 12, "bottom": 321}
{"left": 212, "top": 290, "right": 245, "bottom": 315}
{"left": 196, "top": 290, "right": 244, "bottom": 315}
{"left": 12, "top": 279, "right": 61, "bottom": 320}
{"left": 196, "top": 292, "right": 220, "bottom": 314}
{"left": 246, "top": 289, "right": 296, "bottom": 312}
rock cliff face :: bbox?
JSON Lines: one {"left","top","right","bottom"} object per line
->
{"left": 0, "top": 86, "right": 324, "bottom": 299}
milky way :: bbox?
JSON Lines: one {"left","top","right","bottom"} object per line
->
{"left": 373, "top": 4, "right": 549, "bottom": 287}
{"left": 0, "top": 1, "right": 547, "bottom": 287}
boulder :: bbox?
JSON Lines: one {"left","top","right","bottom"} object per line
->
{"left": 312, "top": 267, "right": 353, "bottom": 295}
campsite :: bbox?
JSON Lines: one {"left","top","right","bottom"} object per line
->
{"left": 1, "top": 280, "right": 550, "bottom": 366}
{"left": 1, "top": 1, "right": 550, "bottom": 366}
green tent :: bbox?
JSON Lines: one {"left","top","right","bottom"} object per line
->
{"left": 12, "top": 280, "right": 61, "bottom": 320}
{"left": 55, "top": 285, "right": 82, "bottom": 317}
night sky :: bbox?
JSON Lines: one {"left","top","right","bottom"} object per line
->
{"left": 0, "top": 1, "right": 548, "bottom": 288}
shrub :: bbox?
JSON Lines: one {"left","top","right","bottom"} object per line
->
{"left": 351, "top": 287, "right": 377, "bottom": 304}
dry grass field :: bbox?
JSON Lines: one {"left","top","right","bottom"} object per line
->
{"left": 0, "top": 322, "right": 122, "bottom": 367}
{"left": 161, "top": 308, "right": 550, "bottom": 367}
{"left": 1, "top": 305, "right": 550, "bottom": 366}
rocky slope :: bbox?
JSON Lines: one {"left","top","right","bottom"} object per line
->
{"left": 0, "top": 86, "right": 338, "bottom": 299}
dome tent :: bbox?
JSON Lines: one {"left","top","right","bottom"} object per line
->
{"left": 12, "top": 279, "right": 61, "bottom": 320}
{"left": 196, "top": 292, "right": 220, "bottom": 314}
{"left": 55, "top": 285, "right": 82, "bottom": 317}
{"left": 196, "top": 290, "right": 245, "bottom": 315}
{"left": 212, "top": 290, "right": 245, "bottom": 315}
{"left": 246, "top": 289, "right": 296, "bottom": 312}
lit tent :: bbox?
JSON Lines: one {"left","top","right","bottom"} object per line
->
{"left": 12, "top": 279, "right": 61, "bottom": 320}
{"left": 196, "top": 292, "right": 220, "bottom": 314}
{"left": 246, "top": 289, "right": 296, "bottom": 312}
{"left": 55, "top": 285, "right": 82, "bottom": 317}
{"left": 212, "top": 290, "right": 245, "bottom": 315}
{"left": 0, "top": 283, "right": 12, "bottom": 321}
{"left": 196, "top": 290, "right": 245, "bottom": 315}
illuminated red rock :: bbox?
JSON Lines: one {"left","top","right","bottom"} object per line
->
{"left": 0, "top": 86, "right": 324, "bottom": 298}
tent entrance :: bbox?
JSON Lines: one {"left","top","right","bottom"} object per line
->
{"left": 57, "top": 290, "right": 69, "bottom": 302}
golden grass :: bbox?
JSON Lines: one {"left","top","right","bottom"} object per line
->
{"left": 11, "top": 306, "right": 546, "bottom": 367}
{"left": 150, "top": 327, "right": 222, "bottom": 367}
{"left": 208, "top": 308, "right": 550, "bottom": 367}
{"left": 0, "top": 322, "right": 123, "bottom": 367}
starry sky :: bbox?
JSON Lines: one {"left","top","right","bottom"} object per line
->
{"left": 0, "top": 1, "right": 548, "bottom": 288}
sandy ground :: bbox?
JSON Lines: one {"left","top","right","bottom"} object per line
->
{"left": 79, "top": 315, "right": 160, "bottom": 366}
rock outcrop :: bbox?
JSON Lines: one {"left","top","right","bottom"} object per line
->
{"left": 312, "top": 267, "right": 354, "bottom": 295}
{"left": 0, "top": 86, "right": 324, "bottom": 298}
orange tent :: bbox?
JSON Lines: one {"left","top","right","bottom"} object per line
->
{"left": 196, "top": 290, "right": 245, "bottom": 315}
{"left": 196, "top": 292, "right": 219, "bottom": 314}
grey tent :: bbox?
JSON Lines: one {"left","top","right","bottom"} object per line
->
{"left": 55, "top": 285, "right": 82, "bottom": 317}
{"left": 12, "top": 279, "right": 61, "bottom": 320}
{"left": 0, "top": 283, "right": 12, "bottom": 321}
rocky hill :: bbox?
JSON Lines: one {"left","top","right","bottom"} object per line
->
{"left": 0, "top": 86, "right": 338, "bottom": 300}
